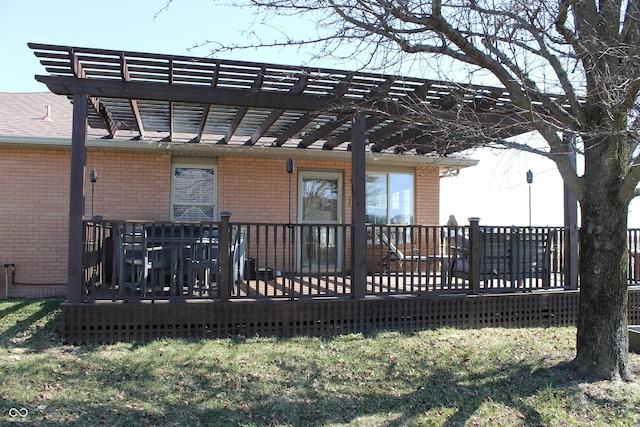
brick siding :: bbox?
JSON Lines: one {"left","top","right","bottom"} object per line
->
{"left": 0, "top": 148, "right": 440, "bottom": 298}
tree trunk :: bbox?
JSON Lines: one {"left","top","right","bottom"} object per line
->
{"left": 574, "top": 191, "right": 630, "bottom": 380}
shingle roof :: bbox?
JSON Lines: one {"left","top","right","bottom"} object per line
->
{"left": 0, "top": 92, "right": 104, "bottom": 140}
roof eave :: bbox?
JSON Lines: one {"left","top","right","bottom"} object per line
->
{"left": 0, "top": 135, "right": 478, "bottom": 171}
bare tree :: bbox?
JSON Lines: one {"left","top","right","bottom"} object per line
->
{"left": 169, "top": 0, "right": 640, "bottom": 380}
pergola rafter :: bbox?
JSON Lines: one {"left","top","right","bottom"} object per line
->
{"left": 28, "top": 43, "right": 549, "bottom": 303}
{"left": 220, "top": 65, "right": 266, "bottom": 144}
{"left": 30, "top": 43, "right": 539, "bottom": 154}
{"left": 323, "top": 116, "right": 384, "bottom": 150}
{"left": 121, "top": 54, "right": 146, "bottom": 140}
{"left": 245, "top": 74, "right": 310, "bottom": 146}
{"left": 68, "top": 49, "right": 119, "bottom": 138}
{"left": 194, "top": 61, "right": 220, "bottom": 143}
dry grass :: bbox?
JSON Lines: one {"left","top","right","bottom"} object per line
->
{"left": 0, "top": 297, "right": 639, "bottom": 426}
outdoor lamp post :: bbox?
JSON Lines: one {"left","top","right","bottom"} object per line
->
{"left": 90, "top": 169, "right": 98, "bottom": 219}
{"left": 526, "top": 170, "right": 533, "bottom": 227}
{"left": 286, "top": 158, "right": 295, "bottom": 299}
{"left": 286, "top": 158, "right": 294, "bottom": 225}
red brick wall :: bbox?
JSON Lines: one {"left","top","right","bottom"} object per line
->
{"left": 0, "top": 148, "right": 171, "bottom": 298}
{"left": 218, "top": 157, "right": 298, "bottom": 222}
{"left": 415, "top": 165, "right": 441, "bottom": 225}
{"left": 87, "top": 152, "right": 171, "bottom": 221}
{"left": 1, "top": 149, "right": 70, "bottom": 297}
{"left": 0, "top": 148, "right": 440, "bottom": 298}
{"left": 218, "top": 158, "right": 353, "bottom": 223}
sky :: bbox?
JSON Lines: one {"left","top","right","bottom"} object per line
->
{"left": 2, "top": 0, "right": 639, "bottom": 228}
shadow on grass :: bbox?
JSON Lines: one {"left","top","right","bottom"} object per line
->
{"left": 1, "top": 355, "right": 580, "bottom": 426}
{"left": 0, "top": 300, "right": 603, "bottom": 426}
{"left": 0, "top": 297, "right": 64, "bottom": 350}
{"left": 9, "top": 347, "right": 587, "bottom": 425}
{"left": 0, "top": 299, "right": 33, "bottom": 318}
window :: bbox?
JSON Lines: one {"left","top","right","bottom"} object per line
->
{"left": 171, "top": 163, "right": 217, "bottom": 221}
{"left": 366, "top": 172, "right": 414, "bottom": 224}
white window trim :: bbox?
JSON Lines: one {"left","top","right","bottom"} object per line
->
{"left": 171, "top": 159, "right": 218, "bottom": 221}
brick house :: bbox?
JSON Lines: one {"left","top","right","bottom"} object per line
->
{"left": 0, "top": 90, "right": 474, "bottom": 299}
{"left": 1, "top": 45, "right": 590, "bottom": 342}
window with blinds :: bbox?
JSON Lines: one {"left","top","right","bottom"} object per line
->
{"left": 171, "top": 165, "right": 217, "bottom": 221}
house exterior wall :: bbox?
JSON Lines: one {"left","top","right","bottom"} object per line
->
{"left": 0, "top": 147, "right": 441, "bottom": 298}
{"left": 1, "top": 148, "right": 69, "bottom": 297}
{"left": 218, "top": 157, "right": 355, "bottom": 224}
{"left": 415, "top": 165, "right": 441, "bottom": 225}
{"left": 89, "top": 152, "right": 171, "bottom": 222}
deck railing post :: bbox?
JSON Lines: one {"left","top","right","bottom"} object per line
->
{"left": 219, "top": 212, "right": 231, "bottom": 302}
{"left": 468, "top": 218, "right": 481, "bottom": 294}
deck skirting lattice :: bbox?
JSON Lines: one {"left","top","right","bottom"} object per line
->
{"left": 59, "top": 290, "right": 638, "bottom": 344}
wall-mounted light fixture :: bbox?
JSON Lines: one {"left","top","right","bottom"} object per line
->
{"left": 90, "top": 169, "right": 98, "bottom": 219}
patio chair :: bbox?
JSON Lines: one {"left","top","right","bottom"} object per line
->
{"left": 449, "top": 231, "right": 502, "bottom": 282}
{"left": 230, "top": 227, "right": 246, "bottom": 283}
{"left": 449, "top": 229, "right": 552, "bottom": 285}
{"left": 191, "top": 226, "right": 245, "bottom": 297}
{"left": 191, "top": 239, "right": 219, "bottom": 295}
{"left": 115, "top": 225, "right": 152, "bottom": 295}
{"left": 379, "top": 232, "right": 430, "bottom": 274}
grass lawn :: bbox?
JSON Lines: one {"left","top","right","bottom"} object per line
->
{"left": 0, "top": 298, "right": 639, "bottom": 426}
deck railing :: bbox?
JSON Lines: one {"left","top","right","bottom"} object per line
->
{"left": 367, "top": 222, "right": 571, "bottom": 295}
{"left": 81, "top": 218, "right": 640, "bottom": 303}
{"left": 629, "top": 229, "right": 640, "bottom": 282}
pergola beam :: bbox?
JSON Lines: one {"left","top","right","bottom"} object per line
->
{"left": 69, "top": 49, "right": 117, "bottom": 138}
{"left": 35, "top": 75, "right": 353, "bottom": 113}
{"left": 121, "top": 54, "right": 146, "bottom": 140}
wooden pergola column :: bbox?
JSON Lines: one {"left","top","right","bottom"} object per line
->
{"left": 67, "top": 93, "right": 89, "bottom": 303}
{"left": 351, "top": 112, "right": 367, "bottom": 298}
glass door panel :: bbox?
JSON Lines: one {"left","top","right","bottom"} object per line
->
{"left": 299, "top": 172, "right": 342, "bottom": 272}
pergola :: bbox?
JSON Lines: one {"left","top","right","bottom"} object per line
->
{"left": 29, "top": 43, "right": 552, "bottom": 302}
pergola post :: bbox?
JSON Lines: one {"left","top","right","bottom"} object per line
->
{"left": 351, "top": 112, "right": 367, "bottom": 299}
{"left": 563, "top": 134, "right": 579, "bottom": 290}
{"left": 218, "top": 211, "right": 231, "bottom": 302}
{"left": 67, "top": 93, "right": 89, "bottom": 303}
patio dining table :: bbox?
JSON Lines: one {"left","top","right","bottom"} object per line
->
{"left": 153, "top": 236, "right": 219, "bottom": 296}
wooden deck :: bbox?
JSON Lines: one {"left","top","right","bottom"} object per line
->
{"left": 89, "top": 270, "right": 565, "bottom": 302}
{"left": 60, "top": 286, "right": 640, "bottom": 344}
{"left": 65, "top": 220, "right": 640, "bottom": 344}
{"left": 233, "top": 273, "right": 561, "bottom": 299}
